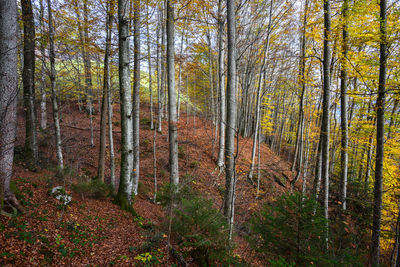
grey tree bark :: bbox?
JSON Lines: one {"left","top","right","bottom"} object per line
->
{"left": 76, "top": 0, "right": 94, "bottom": 147}
{"left": 22, "top": 0, "right": 38, "bottom": 166}
{"left": 39, "top": 0, "right": 47, "bottom": 130}
{"left": 371, "top": 0, "right": 387, "bottom": 264}
{"left": 147, "top": 0, "right": 154, "bottom": 130}
{"left": 167, "top": 0, "right": 179, "bottom": 186}
{"left": 216, "top": 0, "right": 226, "bottom": 168}
{"left": 340, "top": 0, "right": 349, "bottom": 211}
{"left": 321, "top": 0, "right": 331, "bottom": 249}
{"left": 224, "top": 0, "right": 237, "bottom": 241}
{"left": 98, "top": 0, "right": 113, "bottom": 182}
{"left": 117, "top": 0, "right": 134, "bottom": 207}
{"left": 132, "top": 0, "right": 141, "bottom": 196}
{"left": 47, "top": 0, "right": 64, "bottom": 170}
{"left": 0, "top": 0, "right": 22, "bottom": 212}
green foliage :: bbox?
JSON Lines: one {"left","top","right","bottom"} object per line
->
{"left": 190, "top": 160, "right": 200, "bottom": 168}
{"left": 159, "top": 184, "right": 238, "bottom": 266}
{"left": 178, "top": 145, "right": 185, "bottom": 159}
{"left": 72, "top": 179, "right": 113, "bottom": 199}
{"left": 249, "top": 193, "right": 365, "bottom": 266}
{"left": 249, "top": 193, "right": 328, "bottom": 266}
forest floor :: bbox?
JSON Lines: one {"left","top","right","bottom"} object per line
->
{"left": 0, "top": 102, "right": 296, "bottom": 266}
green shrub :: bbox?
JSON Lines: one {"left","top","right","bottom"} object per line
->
{"left": 190, "top": 160, "right": 199, "bottom": 168}
{"left": 72, "top": 179, "right": 113, "bottom": 199}
{"left": 248, "top": 193, "right": 327, "bottom": 266}
{"left": 159, "top": 184, "right": 238, "bottom": 266}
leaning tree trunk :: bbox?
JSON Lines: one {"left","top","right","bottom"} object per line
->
{"left": 132, "top": 0, "right": 141, "bottom": 196}
{"left": 0, "top": 0, "right": 22, "bottom": 212}
{"left": 47, "top": 0, "right": 64, "bottom": 171}
{"left": 167, "top": 0, "right": 179, "bottom": 186}
{"left": 22, "top": 0, "right": 38, "bottom": 166}
{"left": 216, "top": 0, "right": 226, "bottom": 168}
{"left": 98, "top": 0, "right": 113, "bottom": 182}
{"left": 224, "top": 0, "right": 237, "bottom": 241}
{"left": 116, "top": 0, "right": 134, "bottom": 207}
{"left": 371, "top": 0, "right": 387, "bottom": 264}
{"left": 340, "top": 0, "right": 349, "bottom": 211}
{"left": 321, "top": 0, "right": 331, "bottom": 250}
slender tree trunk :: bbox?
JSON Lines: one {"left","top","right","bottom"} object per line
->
{"left": 340, "top": 0, "right": 349, "bottom": 211}
{"left": 47, "top": 0, "right": 63, "bottom": 171}
{"left": 76, "top": 1, "right": 94, "bottom": 146}
{"left": 167, "top": 0, "right": 179, "bottom": 186}
{"left": 39, "top": 0, "right": 47, "bottom": 130}
{"left": 177, "top": 21, "right": 185, "bottom": 121}
{"left": 147, "top": 0, "right": 154, "bottom": 130}
{"left": 322, "top": 0, "right": 331, "bottom": 249}
{"left": 158, "top": 3, "right": 166, "bottom": 133}
{"left": 132, "top": 0, "right": 141, "bottom": 196}
{"left": 108, "top": 70, "right": 115, "bottom": 188}
{"left": 224, "top": 0, "right": 237, "bottom": 241}
{"left": 22, "top": 0, "right": 38, "bottom": 166}
{"left": 0, "top": 0, "right": 22, "bottom": 211}
{"left": 217, "top": 0, "right": 226, "bottom": 168}
{"left": 117, "top": 0, "right": 134, "bottom": 206}
{"left": 371, "top": 0, "right": 387, "bottom": 264}
{"left": 98, "top": 0, "right": 113, "bottom": 182}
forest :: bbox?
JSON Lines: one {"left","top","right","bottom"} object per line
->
{"left": 0, "top": 0, "right": 399, "bottom": 265}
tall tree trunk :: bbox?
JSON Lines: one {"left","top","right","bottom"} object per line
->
{"left": 167, "top": 0, "right": 179, "bottom": 186}
{"left": 340, "top": 0, "right": 349, "bottom": 211}
{"left": 108, "top": 69, "right": 115, "bottom": 188}
{"left": 371, "top": 0, "right": 387, "bottom": 264}
{"left": 39, "top": 0, "right": 47, "bottom": 130}
{"left": 216, "top": 0, "right": 226, "bottom": 168}
{"left": 147, "top": 0, "right": 154, "bottom": 130}
{"left": 117, "top": 0, "right": 134, "bottom": 207}
{"left": 0, "top": 0, "right": 22, "bottom": 211}
{"left": 22, "top": 0, "right": 38, "bottom": 166}
{"left": 158, "top": 3, "right": 166, "bottom": 133}
{"left": 322, "top": 0, "right": 331, "bottom": 249}
{"left": 250, "top": 0, "right": 273, "bottom": 181}
{"left": 132, "top": 0, "right": 141, "bottom": 196}
{"left": 224, "top": 0, "right": 237, "bottom": 241}
{"left": 98, "top": 0, "right": 113, "bottom": 182}
{"left": 291, "top": 0, "right": 308, "bottom": 181}
{"left": 76, "top": 0, "right": 94, "bottom": 146}
{"left": 47, "top": 0, "right": 64, "bottom": 171}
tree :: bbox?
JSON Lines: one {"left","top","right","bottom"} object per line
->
{"left": 132, "top": 0, "right": 141, "bottom": 196}
{"left": 0, "top": 0, "right": 21, "bottom": 212}
{"left": 97, "top": 0, "right": 113, "bottom": 183}
{"left": 216, "top": 0, "right": 226, "bottom": 169}
{"left": 22, "top": 0, "right": 38, "bottom": 166}
{"left": 371, "top": 0, "right": 387, "bottom": 264}
{"left": 224, "top": 0, "right": 237, "bottom": 241}
{"left": 47, "top": 0, "right": 64, "bottom": 170}
{"left": 167, "top": 0, "right": 179, "bottom": 186}
{"left": 39, "top": 0, "right": 47, "bottom": 130}
{"left": 116, "top": 0, "right": 134, "bottom": 207}
{"left": 321, "top": 0, "right": 331, "bottom": 249}
{"left": 339, "top": 0, "right": 349, "bottom": 211}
